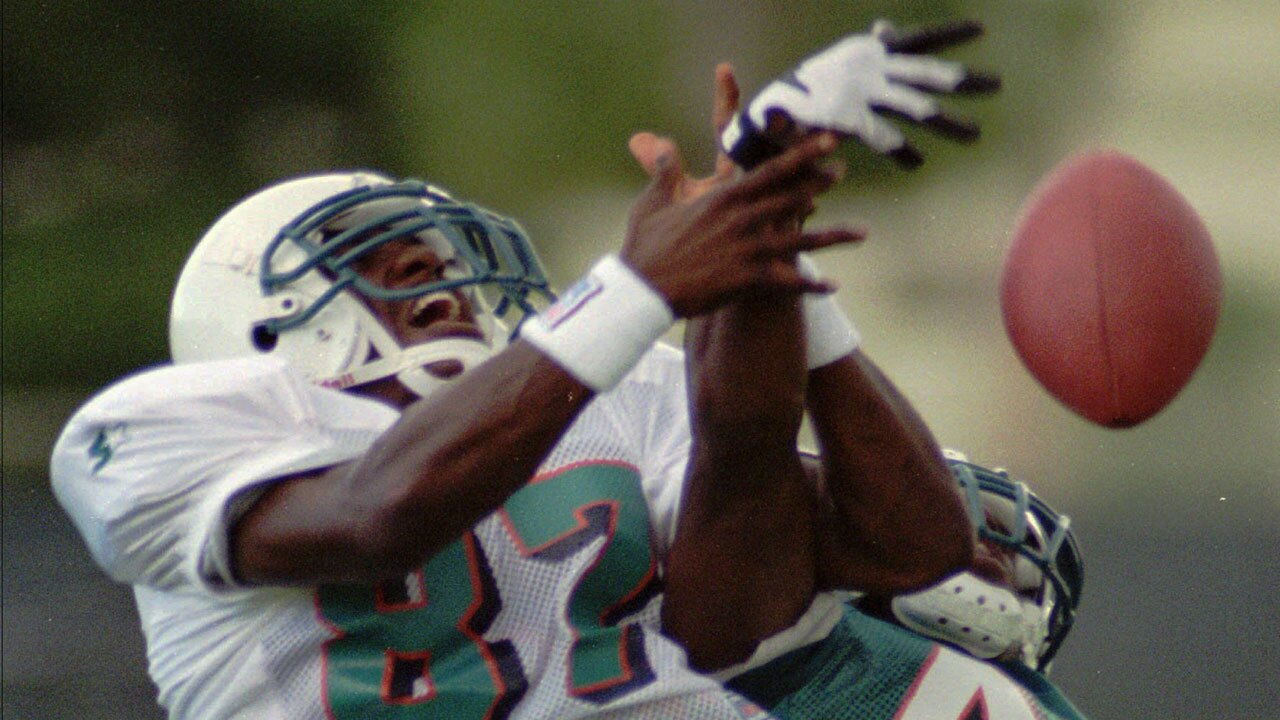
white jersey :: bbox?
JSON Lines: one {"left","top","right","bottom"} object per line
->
{"left": 50, "top": 350, "right": 780, "bottom": 720}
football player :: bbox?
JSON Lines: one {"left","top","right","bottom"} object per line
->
{"left": 657, "top": 25, "right": 1090, "bottom": 717}
{"left": 48, "top": 20, "right": 993, "bottom": 718}
{"left": 719, "top": 455, "right": 1090, "bottom": 720}
{"left": 630, "top": 17, "right": 1004, "bottom": 672}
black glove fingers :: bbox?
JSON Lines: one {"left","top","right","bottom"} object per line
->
{"left": 921, "top": 113, "right": 981, "bottom": 143}
{"left": 953, "top": 71, "right": 1003, "bottom": 94}
{"left": 886, "top": 143, "right": 925, "bottom": 170}
{"left": 870, "top": 103, "right": 981, "bottom": 144}
{"left": 883, "top": 20, "right": 986, "bottom": 55}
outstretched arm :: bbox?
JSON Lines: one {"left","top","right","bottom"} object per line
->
{"left": 633, "top": 67, "right": 821, "bottom": 669}
{"left": 806, "top": 350, "right": 973, "bottom": 594}
{"left": 664, "top": 284, "right": 819, "bottom": 671}
{"left": 658, "top": 39, "right": 986, "bottom": 667}
{"left": 716, "top": 19, "right": 990, "bottom": 592}
{"left": 233, "top": 132, "right": 860, "bottom": 587}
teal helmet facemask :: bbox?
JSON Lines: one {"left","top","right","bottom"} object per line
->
{"left": 888, "top": 454, "right": 1082, "bottom": 673}
{"left": 261, "top": 178, "right": 553, "bottom": 337}
{"left": 950, "top": 458, "right": 1083, "bottom": 671}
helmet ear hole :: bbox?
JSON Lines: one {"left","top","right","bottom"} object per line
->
{"left": 252, "top": 324, "right": 279, "bottom": 352}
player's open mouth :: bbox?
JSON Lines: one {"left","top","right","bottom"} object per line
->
{"left": 408, "top": 291, "right": 463, "bottom": 328}
{"left": 423, "top": 359, "right": 465, "bottom": 379}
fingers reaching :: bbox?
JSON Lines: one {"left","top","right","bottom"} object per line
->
{"left": 954, "top": 71, "right": 1001, "bottom": 94}
{"left": 627, "top": 65, "right": 746, "bottom": 206}
{"left": 629, "top": 132, "right": 678, "bottom": 178}
{"left": 760, "top": 222, "right": 865, "bottom": 264}
{"left": 713, "top": 63, "right": 741, "bottom": 137}
{"left": 725, "top": 18, "right": 1002, "bottom": 171}
{"left": 713, "top": 64, "right": 743, "bottom": 181}
{"left": 886, "top": 144, "right": 925, "bottom": 170}
{"left": 921, "top": 113, "right": 981, "bottom": 143}
{"left": 726, "top": 133, "right": 854, "bottom": 212}
{"left": 883, "top": 21, "right": 1001, "bottom": 98}
{"left": 870, "top": 104, "right": 981, "bottom": 145}
{"left": 753, "top": 227, "right": 865, "bottom": 296}
{"left": 623, "top": 124, "right": 863, "bottom": 315}
{"left": 882, "top": 19, "right": 985, "bottom": 55}
{"left": 627, "top": 134, "right": 689, "bottom": 222}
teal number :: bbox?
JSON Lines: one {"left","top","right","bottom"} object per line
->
{"left": 500, "top": 462, "right": 660, "bottom": 703}
{"left": 318, "top": 535, "right": 524, "bottom": 719}
{"left": 316, "top": 461, "right": 658, "bottom": 716}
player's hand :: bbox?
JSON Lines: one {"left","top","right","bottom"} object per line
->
{"left": 621, "top": 132, "right": 864, "bottom": 318}
{"left": 722, "top": 19, "right": 1001, "bottom": 170}
{"left": 629, "top": 63, "right": 743, "bottom": 204}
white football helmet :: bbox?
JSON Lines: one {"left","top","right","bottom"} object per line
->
{"left": 169, "top": 171, "right": 554, "bottom": 398}
{"left": 891, "top": 452, "right": 1083, "bottom": 672}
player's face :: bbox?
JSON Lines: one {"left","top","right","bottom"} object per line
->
{"left": 970, "top": 530, "right": 1018, "bottom": 589}
{"left": 343, "top": 234, "right": 484, "bottom": 407}
{"left": 971, "top": 508, "right": 1039, "bottom": 601}
{"left": 352, "top": 232, "right": 481, "bottom": 351}
{"left": 317, "top": 196, "right": 482, "bottom": 346}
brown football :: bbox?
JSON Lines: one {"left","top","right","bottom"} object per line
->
{"left": 1000, "top": 150, "right": 1221, "bottom": 427}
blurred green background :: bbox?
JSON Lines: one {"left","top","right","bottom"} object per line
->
{"left": 3, "top": 1, "right": 1277, "bottom": 718}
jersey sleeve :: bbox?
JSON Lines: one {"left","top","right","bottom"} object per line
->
{"left": 49, "top": 356, "right": 399, "bottom": 593}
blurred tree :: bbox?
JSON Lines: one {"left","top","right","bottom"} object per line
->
{"left": 3, "top": 0, "right": 406, "bottom": 387}
{"left": 1, "top": 0, "right": 1098, "bottom": 389}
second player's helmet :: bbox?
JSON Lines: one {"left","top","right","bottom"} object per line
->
{"left": 169, "top": 171, "right": 554, "bottom": 398}
{"left": 891, "top": 453, "right": 1083, "bottom": 672}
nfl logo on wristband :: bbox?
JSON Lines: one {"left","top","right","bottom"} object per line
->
{"left": 541, "top": 273, "right": 604, "bottom": 330}
{"left": 521, "top": 255, "right": 674, "bottom": 392}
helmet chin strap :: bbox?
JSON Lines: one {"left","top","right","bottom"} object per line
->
{"left": 391, "top": 311, "right": 513, "bottom": 399}
{"left": 312, "top": 299, "right": 504, "bottom": 399}
{"left": 891, "top": 572, "right": 1027, "bottom": 661}
{"left": 394, "top": 337, "right": 497, "bottom": 398}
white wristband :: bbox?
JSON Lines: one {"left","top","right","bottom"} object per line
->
{"left": 797, "top": 254, "right": 860, "bottom": 369}
{"left": 521, "top": 254, "right": 675, "bottom": 391}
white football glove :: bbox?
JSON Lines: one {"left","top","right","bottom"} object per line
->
{"left": 722, "top": 20, "right": 1000, "bottom": 170}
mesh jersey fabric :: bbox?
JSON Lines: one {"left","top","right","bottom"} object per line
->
{"left": 728, "top": 607, "right": 1088, "bottom": 720}
{"left": 49, "top": 350, "right": 781, "bottom": 720}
